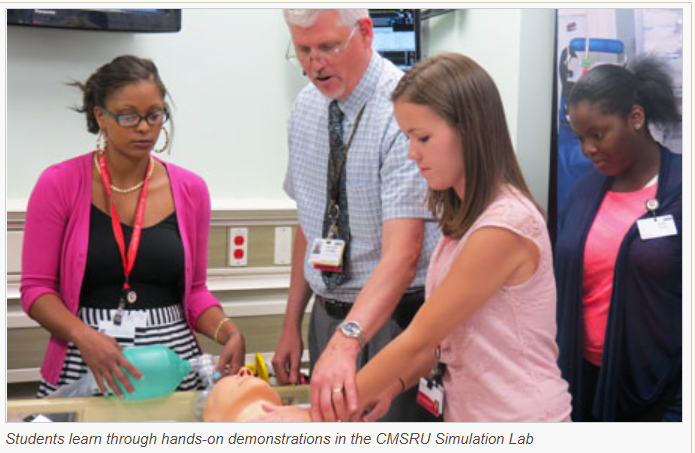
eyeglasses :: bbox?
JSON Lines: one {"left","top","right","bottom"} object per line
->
{"left": 99, "top": 107, "right": 169, "bottom": 128}
{"left": 286, "top": 24, "right": 358, "bottom": 67}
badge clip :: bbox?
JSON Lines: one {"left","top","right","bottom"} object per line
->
{"left": 645, "top": 198, "right": 659, "bottom": 220}
{"left": 113, "top": 299, "right": 126, "bottom": 326}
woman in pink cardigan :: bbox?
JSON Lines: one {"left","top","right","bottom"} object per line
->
{"left": 21, "top": 55, "right": 245, "bottom": 398}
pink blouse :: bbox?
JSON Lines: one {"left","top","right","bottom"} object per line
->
{"left": 426, "top": 186, "right": 571, "bottom": 421}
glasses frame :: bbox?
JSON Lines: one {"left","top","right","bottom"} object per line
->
{"left": 99, "top": 106, "right": 170, "bottom": 128}
{"left": 286, "top": 24, "right": 359, "bottom": 67}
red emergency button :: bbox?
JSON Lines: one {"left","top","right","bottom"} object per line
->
{"left": 234, "top": 236, "right": 245, "bottom": 246}
{"left": 234, "top": 249, "right": 245, "bottom": 259}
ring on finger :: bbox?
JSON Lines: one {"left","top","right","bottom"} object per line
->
{"left": 332, "top": 387, "right": 343, "bottom": 394}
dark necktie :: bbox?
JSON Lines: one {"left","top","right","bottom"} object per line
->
{"left": 321, "top": 101, "right": 351, "bottom": 289}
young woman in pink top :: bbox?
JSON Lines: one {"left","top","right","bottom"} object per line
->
{"left": 21, "top": 56, "right": 245, "bottom": 398}
{"left": 261, "top": 53, "right": 571, "bottom": 422}
{"left": 556, "top": 57, "right": 681, "bottom": 421}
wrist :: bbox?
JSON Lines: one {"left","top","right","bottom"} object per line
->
{"left": 214, "top": 318, "right": 237, "bottom": 345}
{"left": 220, "top": 328, "right": 240, "bottom": 345}
{"left": 281, "top": 314, "right": 303, "bottom": 331}
{"left": 331, "top": 331, "right": 362, "bottom": 355}
{"left": 395, "top": 377, "right": 407, "bottom": 396}
{"left": 69, "top": 322, "right": 93, "bottom": 347}
{"left": 336, "top": 320, "right": 367, "bottom": 349}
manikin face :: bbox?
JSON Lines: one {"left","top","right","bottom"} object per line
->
{"left": 394, "top": 100, "right": 466, "bottom": 198}
{"left": 568, "top": 100, "right": 644, "bottom": 177}
{"left": 288, "top": 10, "right": 373, "bottom": 100}
{"left": 203, "top": 368, "right": 282, "bottom": 422}
{"left": 94, "top": 79, "right": 165, "bottom": 159}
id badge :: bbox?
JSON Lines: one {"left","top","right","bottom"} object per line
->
{"left": 637, "top": 214, "right": 678, "bottom": 240}
{"left": 309, "top": 238, "right": 346, "bottom": 268}
{"left": 417, "top": 377, "right": 444, "bottom": 417}
{"left": 98, "top": 311, "right": 148, "bottom": 340}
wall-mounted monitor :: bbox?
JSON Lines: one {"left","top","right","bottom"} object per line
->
{"left": 7, "top": 9, "right": 182, "bottom": 33}
{"left": 370, "top": 9, "right": 420, "bottom": 70}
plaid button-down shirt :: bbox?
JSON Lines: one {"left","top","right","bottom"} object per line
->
{"left": 284, "top": 52, "right": 440, "bottom": 301}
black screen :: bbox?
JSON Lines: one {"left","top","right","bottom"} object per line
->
{"left": 7, "top": 9, "right": 181, "bottom": 33}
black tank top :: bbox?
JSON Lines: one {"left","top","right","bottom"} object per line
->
{"left": 80, "top": 205, "right": 185, "bottom": 309}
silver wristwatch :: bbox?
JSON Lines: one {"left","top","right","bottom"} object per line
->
{"left": 337, "top": 321, "right": 366, "bottom": 348}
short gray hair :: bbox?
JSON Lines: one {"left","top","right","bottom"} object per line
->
{"left": 283, "top": 9, "right": 369, "bottom": 28}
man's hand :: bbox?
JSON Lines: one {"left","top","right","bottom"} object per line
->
{"left": 309, "top": 333, "right": 360, "bottom": 422}
{"left": 272, "top": 326, "right": 304, "bottom": 385}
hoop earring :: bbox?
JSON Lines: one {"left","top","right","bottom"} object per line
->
{"left": 96, "top": 130, "right": 107, "bottom": 152}
{"left": 153, "top": 127, "right": 170, "bottom": 154}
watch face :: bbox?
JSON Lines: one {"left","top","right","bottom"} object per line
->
{"left": 338, "top": 321, "right": 365, "bottom": 347}
{"left": 344, "top": 322, "right": 359, "bottom": 336}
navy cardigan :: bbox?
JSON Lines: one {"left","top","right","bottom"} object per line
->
{"left": 555, "top": 145, "right": 682, "bottom": 421}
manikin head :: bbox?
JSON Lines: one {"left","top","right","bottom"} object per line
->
{"left": 204, "top": 367, "right": 282, "bottom": 422}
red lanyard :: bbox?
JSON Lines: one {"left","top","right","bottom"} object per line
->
{"left": 96, "top": 152, "right": 151, "bottom": 292}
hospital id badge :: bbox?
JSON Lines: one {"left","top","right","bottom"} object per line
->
{"left": 98, "top": 311, "right": 147, "bottom": 340}
{"left": 417, "top": 377, "right": 444, "bottom": 417}
{"left": 637, "top": 214, "right": 678, "bottom": 240}
{"left": 308, "top": 238, "right": 345, "bottom": 269}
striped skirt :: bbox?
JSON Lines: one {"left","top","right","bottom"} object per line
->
{"left": 37, "top": 304, "right": 204, "bottom": 398}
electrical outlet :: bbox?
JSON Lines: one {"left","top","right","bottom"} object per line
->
{"left": 274, "top": 226, "right": 292, "bottom": 265}
{"left": 229, "top": 227, "right": 248, "bottom": 267}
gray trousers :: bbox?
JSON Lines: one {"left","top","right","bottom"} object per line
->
{"left": 308, "top": 299, "right": 439, "bottom": 422}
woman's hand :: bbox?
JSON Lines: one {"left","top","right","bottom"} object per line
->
{"left": 72, "top": 327, "right": 142, "bottom": 398}
{"left": 216, "top": 330, "right": 246, "bottom": 377}
{"left": 351, "top": 381, "right": 400, "bottom": 422}
{"left": 196, "top": 309, "right": 246, "bottom": 377}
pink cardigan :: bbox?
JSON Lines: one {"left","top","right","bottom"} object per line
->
{"left": 21, "top": 152, "right": 221, "bottom": 384}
